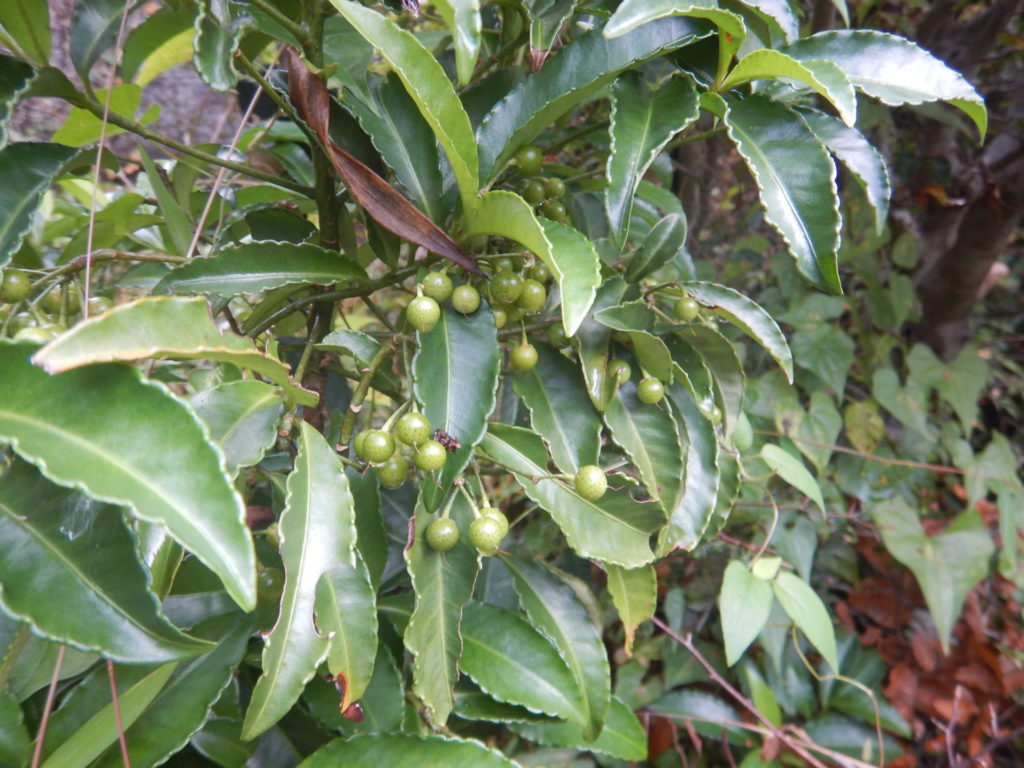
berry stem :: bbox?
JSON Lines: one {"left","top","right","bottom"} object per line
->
{"left": 339, "top": 339, "right": 396, "bottom": 446}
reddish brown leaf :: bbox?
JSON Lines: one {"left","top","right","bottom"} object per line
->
{"left": 645, "top": 714, "right": 678, "bottom": 762}
{"left": 284, "top": 48, "right": 484, "bottom": 276}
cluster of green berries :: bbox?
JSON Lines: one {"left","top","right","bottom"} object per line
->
{"left": 425, "top": 506, "right": 510, "bottom": 556}
{"left": 515, "top": 144, "right": 569, "bottom": 224}
{"left": 1, "top": 268, "right": 114, "bottom": 342}
{"left": 354, "top": 411, "right": 448, "bottom": 489}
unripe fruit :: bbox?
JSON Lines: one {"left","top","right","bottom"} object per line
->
{"left": 528, "top": 261, "right": 551, "bottom": 283}
{"left": 420, "top": 271, "right": 453, "bottom": 303}
{"left": 0, "top": 269, "right": 31, "bottom": 303}
{"left": 493, "top": 256, "right": 517, "bottom": 273}
{"left": 13, "top": 326, "right": 55, "bottom": 344}
{"left": 515, "top": 144, "right": 543, "bottom": 175}
{"left": 478, "top": 507, "right": 509, "bottom": 538}
{"left": 609, "top": 359, "right": 631, "bottom": 386}
{"left": 407, "top": 295, "right": 441, "bottom": 333}
{"left": 510, "top": 342, "right": 538, "bottom": 372}
{"left": 710, "top": 405, "right": 723, "bottom": 425}
{"left": 40, "top": 289, "right": 62, "bottom": 314}
{"left": 504, "top": 305, "right": 525, "bottom": 325}
{"left": 489, "top": 272, "right": 523, "bottom": 304}
{"left": 414, "top": 440, "right": 447, "bottom": 471}
{"left": 492, "top": 308, "right": 507, "bottom": 329}
{"left": 575, "top": 465, "right": 607, "bottom": 501}
{"left": 375, "top": 455, "right": 410, "bottom": 489}
{"left": 732, "top": 411, "right": 753, "bottom": 451}
{"left": 674, "top": 296, "right": 700, "bottom": 322}
{"left": 637, "top": 377, "right": 665, "bottom": 404}
{"left": 395, "top": 412, "right": 431, "bottom": 445}
{"left": 451, "top": 284, "right": 480, "bottom": 314}
{"left": 86, "top": 296, "right": 114, "bottom": 315}
{"left": 257, "top": 567, "right": 285, "bottom": 603}
{"left": 540, "top": 199, "right": 567, "bottom": 222}
{"left": 543, "top": 177, "right": 566, "bottom": 199}
{"left": 469, "top": 516, "right": 504, "bottom": 556}
{"left": 425, "top": 518, "right": 459, "bottom": 551}
{"left": 357, "top": 430, "right": 395, "bottom": 464}
{"left": 520, "top": 179, "right": 546, "bottom": 204}
{"left": 516, "top": 279, "right": 546, "bottom": 314}
{"left": 547, "top": 324, "right": 568, "bottom": 347}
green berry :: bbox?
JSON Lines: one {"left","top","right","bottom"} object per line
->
{"left": 528, "top": 262, "right": 551, "bottom": 283}
{"left": 13, "top": 326, "right": 55, "bottom": 344}
{"left": 510, "top": 342, "right": 538, "bottom": 372}
{"left": 637, "top": 377, "right": 665, "bottom": 404}
{"left": 40, "top": 289, "right": 62, "bottom": 314}
{"left": 358, "top": 430, "right": 396, "bottom": 464}
{"left": 489, "top": 272, "right": 523, "bottom": 304}
{"left": 575, "top": 465, "right": 607, "bottom": 501}
{"left": 504, "top": 304, "right": 525, "bottom": 325}
{"left": 493, "top": 256, "right": 517, "bottom": 273}
{"left": 543, "top": 177, "right": 566, "bottom": 199}
{"left": 8, "top": 312, "right": 35, "bottom": 333}
{"left": 451, "top": 284, "right": 480, "bottom": 314}
{"left": 469, "top": 516, "right": 504, "bottom": 556}
{"left": 414, "top": 440, "right": 447, "bottom": 471}
{"left": 0, "top": 269, "right": 31, "bottom": 303}
{"left": 407, "top": 295, "right": 441, "bottom": 333}
{"left": 515, "top": 279, "right": 546, "bottom": 314}
{"left": 425, "top": 518, "right": 459, "bottom": 552}
{"left": 375, "top": 455, "right": 410, "bottom": 489}
{"left": 674, "top": 296, "right": 700, "bottom": 322}
{"left": 709, "top": 405, "right": 723, "bottom": 425}
{"left": 479, "top": 507, "right": 509, "bottom": 538}
{"left": 492, "top": 307, "right": 507, "bottom": 329}
{"left": 547, "top": 324, "right": 568, "bottom": 347}
{"left": 515, "top": 144, "right": 543, "bottom": 175}
{"left": 732, "top": 412, "right": 753, "bottom": 451}
{"left": 86, "top": 296, "right": 113, "bottom": 315}
{"left": 395, "top": 412, "right": 431, "bottom": 445}
{"left": 540, "top": 199, "right": 568, "bottom": 222}
{"left": 421, "top": 271, "right": 453, "bottom": 303}
{"left": 257, "top": 567, "right": 285, "bottom": 603}
{"left": 519, "top": 179, "right": 546, "bottom": 205}
{"left": 65, "top": 288, "right": 81, "bottom": 314}
{"left": 609, "top": 359, "right": 631, "bottom": 386}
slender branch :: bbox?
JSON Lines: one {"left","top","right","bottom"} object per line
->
{"left": 107, "top": 661, "right": 131, "bottom": 768}
{"left": 755, "top": 429, "right": 966, "bottom": 474}
{"left": 339, "top": 340, "right": 397, "bottom": 446}
{"left": 248, "top": 0, "right": 309, "bottom": 45}
{"left": 31, "top": 250, "right": 187, "bottom": 290}
{"left": 31, "top": 645, "right": 66, "bottom": 768}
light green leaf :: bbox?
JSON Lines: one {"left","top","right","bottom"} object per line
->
{"left": 34, "top": 296, "right": 318, "bottom": 406}
{"left": 907, "top": 344, "right": 987, "bottom": 436}
{"left": 0, "top": 142, "right": 79, "bottom": 270}
{"left": 605, "top": 564, "right": 657, "bottom": 657}
{"left": 514, "top": 341, "right": 602, "bottom": 474}
{"left": 607, "top": 71, "right": 699, "bottom": 246}
{"left": 872, "top": 498, "right": 994, "bottom": 653}
{"left": 573, "top": 277, "right": 628, "bottom": 411}
{"left": 719, "top": 560, "right": 774, "bottom": 665}
{"left": 69, "top": 0, "right": 124, "bottom": 77}
{"left": 761, "top": 444, "right": 825, "bottom": 515}
{"left": 0, "top": 54, "right": 37, "bottom": 148}
{"left": 242, "top": 422, "right": 357, "bottom": 739}
{"left": 481, "top": 424, "right": 663, "bottom": 567}
{"left": 523, "top": 0, "right": 575, "bottom": 53}
{"left": 403, "top": 497, "right": 479, "bottom": 727}
{"left": 799, "top": 108, "right": 890, "bottom": 234}
{"left": 52, "top": 84, "right": 160, "bottom": 146}
{"left": 155, "top": 241, "right": 367, "bottom": 296}
{"left": 0, "top": 341, "right": 255, "bottom": 611}
{"left": 0, "top": 0, "right": 50, "bottom": 66}
{"left": 137, "top": 146, "right": 193, "bottom": 257}
{"left": 843, "top": 400, "right": 885, "bottom": 454}
{"left": 512, "top": 696, "right": 647, "bottom": 761}
{"left": 781, "top": 30, "right": 987, "bottom": 140}
{"left": 676, "top": 325, "right": 746, "bottom": 439}
{"left": 434, "top": 0, "right": 481, "bottom": 86}
{"left": 319, "top": 329, "right": 382, "bottom": 368}
{"left": 772, "top": 571, "right": 839, "bottom": 673}
{"left": 872, "top": 367, "right": 932, "bottom": 439}
{"left": 462, "top": 190, "right": 600, "bottom": 336}
{"left": 460, "top": 601, "right": 584, "bottom": 722}
{"left": 315, "top": 553, "right": 378, "bottom": 711}
{"left": 298, "top": 733, "right": 520, "bottom": 768}
{"left": 502, "top": 555, "right": 611, "bottom": 741}
{"left": 791, "top": 323, "right": 854, "bottom": 396}
{"left": 723, "top": 95, "right": 841, "bottom": 293}
{"left": 121, "top": 5, "right": 194, "bottom": 85}
{"left": 328, "top": 0, "right": 479, "bottom": 215}
{"left": 795, "top": 391, "right": 842, "bottom": 473}
{"left": 189, "top": 380, "right": 284, "bottom": 475}
{"left": 194, "top": 0, "right": 239, "bottom": 91}
{"left": 737, "top": 0, "right": 798, "bottom": 43}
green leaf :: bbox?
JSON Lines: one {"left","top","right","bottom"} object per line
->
{"left": 872, "top": 367, "right": 932, "bottom": 439}
{"left": 843, "top": 400, "right": 885, "bottom": 454}
{"left": 69, "top": 0, "right": 126, "bottom": 77}
{"left": 676, "top": 325, "right": 746, "bottom": 439}
{"left": 0, "top": 616, "right": 97, "bottom": 702}
{"left": 512, "top": 696, "right": 646, "bottom": 761}
{"left": 0, "top": 54, "right": 36, "bottom": 148}
{"left": 502, "top": 555, "right": 611, "bottom": 741}
{"left": 604, "top": 376, "right": 684, "bottom": 507}
{"left": 120, "top": 5, "right": 193, "bottom": 84}
{"left": 624, "top": 212, "right": 687, "bottom": 282}
{"left": 721, "top": 50, "right": 857, "bottom": 126}
{"left": 189, "top": 380, "right": 284, "bottom": 475}
{"left": 0, "top": 461, "right": 211, "bottom": 662}
{"left": 513, "top": 341, "right": 602, "bottom": 474}
{"left": 0, "top": 341, "right": 256, "bottom": 611}
{"left": 799, "top": 109, "right": 890, "bottom": 234}
{"left": 647, "top": 689, "right": 745, "bottom": 743}
{"left": 412, "top": 302, "right": 500, "bottom": 510}
{"left": 52, "top": 84, "right": 160, "bottom": 146}
{"left": 658, "top": 385, "right": 720, "bottom": 555}
{"left": 681, "top": 281, "right": 793, "bottom": 382}
{"left": 907, "top": 344, "right": 987, "bottom": 436}
{"left": 791, "top": 323, "right": 854, "bottom": 396}
{"left": 781, "top": 30, "right": 987, "bottom": 140}
{"left": 738, "top": 0, "right": 798, "bottom": 43}
{"left": 794, "top": 391, "right": 842, "bottom": 473}
{"left": 0, "top": 690, "right": 29, "bottom": 765}
{"left": 137, "top": 146, "right": 194, "bottom": 257}
{"left": 607, "top": 71, "right": 699, "bottom": 246}
{"left": 477, "top": 16, "right": 712, "bottom": 182}
{"left": 481, "top": 424, "right": 662, "bottom": 567}
{"left": 761, "top": 444, "right": 825, "bottom": 515}
{"left": 242, "top": 422, "right": 357, "bottom": 740}
{"left": 92, "top": 615, "right": 253, "bottom": 768}
{"left": 719, "top": 560, "right": 774, "bottom": 665}
{"left": 574, "top": 277, "right": 628, "bottom": 411}
{"left": 194, "top": 0, "right": 239, "bottom": 91}
{"left": 0, "top": 0, "right": 49, "bottom": 66}
{"left": 314, "top": 553, "right": 378, "bottom": 711}
{"left": 460, "top": 601, "right": 584, "bottom": 722}
{"left": 0, "top": 142, "right": 79, "bottom": 270}
{"left": 723, "top": 95, "right": 841, "bottom": 293}
{"left": 605, "top": 564, "right": 656, "bottom": 657}
{"left": 772, "top": 571, "right": 839, "bottom": 673}
{"left": 328, "top": 0, "right": 479, "bottom": 215}
{"left": 34, "top": 296, "right": 318, "bottom": 406}
{"left": 455, "top": 691, "right": 559, "bottom": 725}
{"left": 40, "top": 663, "right": 177, "bottom": 768}
{"left": 155, "top": 241, "right": 367, "bottom": 296}
{"left": 523, "top": 0, "right": 575, "bottom": 53}
{"left": 298, "top": 733, "right": 520, "bottom": 768}
{"left": 319, "top": 329, "right": 382, "bottom": 368}
{"left": 872, "top": 498, "right": 994, "bottom": 653}
{"left": 403, "top": 498, "right": 479, "bottom": 727}
{"left": 434, "top": 0, "right": 481, "bottom": 85}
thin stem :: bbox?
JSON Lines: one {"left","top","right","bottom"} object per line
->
{"left": 31, "top": 250, "right": 187, "bottom": 290}
{"left": 31, "top": 645, "right": 66, "bottom": 768}
{"left": 664, "top": 126, "right": 727, "bottom": 152}
{"left": 107, "top": 660, "right": 132, "bottom": 768}
{"left": 339, "top": 340, "right": 397, "bottom": 446}
{"left": 248, "top": 0, "right": 309, "bottom": 45}
{"left": 292, "top": 310, "right": 326, "bottom": 383}
{"left": 235, "top": 51, "right": 319, "bottom": 147}
{"left": 750, "top": 490, "right": 781, "bottom": 563}
{"left": 755, "top": 429, "right": 966, "bottom": 474}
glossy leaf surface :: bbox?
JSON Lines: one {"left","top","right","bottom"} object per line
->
{"left": 299, "top": 733, "right": 519, "bottom": 768}
{"left": 189, "top": 380, "right": 284, "bottom": 475}
{"left": 434, "top": 0, "right": 481, "bottom": 85}
{"left": 512, "top": 696, "right": 646, "bottom": 761}
{"left": 194, "top": 0, "right": 239, "bottom": 91}
{"left": 0, "top": 54, "right": 37, "bottom": 147}
{"left": 0, "top": 0, "right": 50, "bottom": 65}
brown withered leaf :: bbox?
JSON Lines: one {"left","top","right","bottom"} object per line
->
{"left": 285, "top": 48, "right": 483, "bottom": 276}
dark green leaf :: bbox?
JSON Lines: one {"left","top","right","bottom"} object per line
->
{"left": 512, "top": 695, "right": 646, "bottom": 761}
{"left": 624, "top": 212, "right": 687, "bottom": 282}
{"left": 298, "top": 733, "right": 520, "bottom": 768}
{"left": 0, "top": 341, "right": 256, "bottom": 611}
{"left": 0, "top": 54, "right": 35, "bottom": 148}
{"left": 794, "top": 391, "right": 842, "bottom": 473}
{"left": 647, "top": 689, "right": 746, "bottom": 743}
{"left": 190, "top": 380, "right": 284, "bottom": 475}
{"left": 455, "top": 691, "right": 559, "bottom": 725}
{"left": 791, "top": 323, "right": 853, "bottom": 396}
{"left": 573, "top": 277, "right": 628, "bottom": 411}
{"left": 0, "top": 616, "right": 97, "bottom": 702}
{"left": 434, "top": 0, "right": 481, "bottom": 85}
{"left": 319, "top": 330, "right": 381, "bottom": 368}
{"left": 194, "top": 0, "right": 240, "bottom": 91}
{"left": 524, "top": 0, "right": 575, "bottom": 53}
{"left": 0, "top": 0, "right": 50, "bottom": 66}
{"left": 0, "top": 689, "right": 29, "bottom": 765}
{"left": 907, "top": 344, "right": 987, "bottom": 436}
{"left": 70, "top": 0, "right": 127, "bottom": 77}
{"left": 138, "top": 145, "right": 193, "bottom": 257}
{"left": 675, "top": 325, "right": 745, "bottom": 439}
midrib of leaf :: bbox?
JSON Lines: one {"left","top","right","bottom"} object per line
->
{"left": 521, "top": 373, "right": 573, "bottom": 469}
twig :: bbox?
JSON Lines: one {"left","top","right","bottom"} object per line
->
{"left": 30, "top": 645, "right": 66, "bottom": 768}
{"left": 755, "top": 430, "right": 965, "bottom": 475}
{"left": 339, "top": 340, "right": 397, "bottom": 445}
{"left": 107, "top": 660, "right": 131, "bottom": 768}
